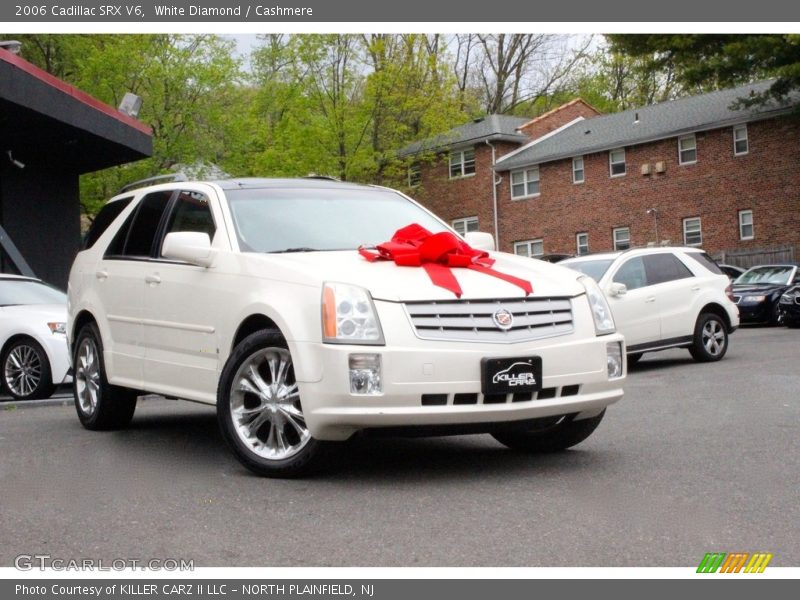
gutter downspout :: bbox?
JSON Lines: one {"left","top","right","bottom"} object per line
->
{"left": 485, "top": 139, "right": 500, "bottom": 250}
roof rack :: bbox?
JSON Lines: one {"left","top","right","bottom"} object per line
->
{"left": 302, "top": 174, "right": 340, "bottom": 181}
{"left": 120, "top": 172, "right": 188, "bottom": 194}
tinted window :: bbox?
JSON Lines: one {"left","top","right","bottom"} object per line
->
{"left": 684, "top": 251, "right": 724, "bottom": 275}
{"left": 113, "top": 191, "right": 173, "bottom": 258}
{"left": 0, "top": 279, "right": 66, "bottom": 306}
{"left": 83, "top": 197, "right": 133, "bottom": 249}
{"left": 644, "top": 254, "right": 694, "bottom": 285}
{"left": 613, "top": 257, "right": 647, "bottom": 290}
{"left": 161, "top": 191, "right": 216, "bottom": 250}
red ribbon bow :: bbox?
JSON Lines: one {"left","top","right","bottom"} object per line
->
{"left": 358, "top": 223, "right": 533, "bottom": 298}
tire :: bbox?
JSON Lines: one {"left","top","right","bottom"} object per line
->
{"left": 491, "top": 410, "right": 605, "bottom": 453}
{"left": 217, "top": 329, "right": 326, "bottom": 478}
{"left": 627, "top": 352, "right": 644, "bottom": 367}
{"left": 73, "top": 322, "right": 138, "bottom": 430}
{"left": 688, "top": 312, "right": 729, "bottom": 362}
{"left": 2, "top": 337, "right": 55, "bottom": 400}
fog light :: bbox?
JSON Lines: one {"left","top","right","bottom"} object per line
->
{"left": 349, "top": 354, "right": 382, "bottom": 395}
{"left": 606, "top": 342, "right": 623, "bottom": 379}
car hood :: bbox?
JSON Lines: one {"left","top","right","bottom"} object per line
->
{"left": 250, "top": 251, "right": 586, "bottom": 301}
{"left": 732, "top": 283, "right": 788, "bottom": 295}
{"left": 0, "top": 303, "right": 67, "bottom": 321}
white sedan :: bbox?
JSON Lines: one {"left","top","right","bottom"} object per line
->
{"left": 1, "top": 275, "right": 71, "bottom": 400}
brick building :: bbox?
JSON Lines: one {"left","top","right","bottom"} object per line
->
{"left": 401, "top": 81, "right": 800, "bottom": 266}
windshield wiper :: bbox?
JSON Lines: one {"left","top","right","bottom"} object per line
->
{"left": 268, "top": 247, "right": 320, "bottom": 254}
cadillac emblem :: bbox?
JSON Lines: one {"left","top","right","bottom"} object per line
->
{"left": 492, "top": 308, "right": 514, "bottom": 331}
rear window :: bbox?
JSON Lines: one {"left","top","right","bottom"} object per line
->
{"left": 561, "top": 259, "right": 615, "bottom": 282}
{"left": 83, "top": 197, "right": 133, "bottom": 249}
{"left": 684, "top": 251, "right": 724, "bottom": 275}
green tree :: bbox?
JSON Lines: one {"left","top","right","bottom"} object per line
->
{"left": 3, "top": 34, "right": 243, "bottom": 216}
{"left": 607, "top": 34, "right": 800, "bottom": 105}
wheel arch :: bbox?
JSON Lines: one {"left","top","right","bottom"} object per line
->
{"left": 231, "top": 314, "right": 281, "bottom": 354}
{"left": 71, "top": 310, "right": 99, "bottom": 354}
{"left": 1, "top": 333, "right": 44, "bottom": 362}
{"left": 698, "top": 302, "right": 733, "bottom": 332}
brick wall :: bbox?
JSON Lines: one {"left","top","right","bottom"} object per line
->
{"left": 496, "top": 116, "right": 800, "bottom": 257}
{"left": 411, "top": 141, "right": 519, "bottom": 237}
{"left": 516, "top": 99, "right": 601, "bottom": 140}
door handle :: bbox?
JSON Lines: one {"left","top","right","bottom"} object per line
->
{"left": 145, "top": 274, "right": 161, "bottom": 285}
{"left": 95, "top": 270, "right": 108, "bottom": 280}
{"left": 691, "top": 285, "right": 701, "bottom": 291}
{"left": 645, "top": 296, "right": 656, "bottom": 303}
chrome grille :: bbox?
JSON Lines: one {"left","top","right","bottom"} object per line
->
{"left": 404, "top": 297, "right": 574, "bottom": 342}
{"left": 733, "top": 295, "right": 742, "bottom": 304}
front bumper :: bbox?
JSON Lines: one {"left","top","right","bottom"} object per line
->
{"left": 41, "top": 333, "right": 72, "bottom": 385}
{"left": 292, "top": 299, "right": 625, "bottom": 440}
{"left": 780, "top": 301, "right": 800, "bottom": 324}
{"left": 737, "top": 300, "right": 773, "bottom": 323}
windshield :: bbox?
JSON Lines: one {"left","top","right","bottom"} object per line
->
{"left": 735, "top": 266, "right": 794, "bottom": 285}
{"left": 226, "top": 187, "right": 450, "bottom": 253}
{"left": 0, "top": 279, "right": 66, "bottom": 306}
{"left": 560, "top": 259, "right": 615, "bottom": 282}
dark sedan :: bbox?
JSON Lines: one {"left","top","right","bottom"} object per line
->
{"left": 732, "top": 264, "right": 800, "bottom": 324}
{"left": 779, "top": 286, "right": 800, "bottom": 327}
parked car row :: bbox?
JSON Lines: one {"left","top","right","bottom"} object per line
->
{"left": 731, "top": 264, "right": 800, "bottom": 325}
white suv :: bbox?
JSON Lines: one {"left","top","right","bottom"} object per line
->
{"left": 68, "top": 178, "right": 625, "bottom": 477}
{"left": 561, "top": 248, "right": 739, "bottom": 365}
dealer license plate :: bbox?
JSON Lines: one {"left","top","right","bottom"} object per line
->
{"left": 481, "top": 356, "right": 543, "bottom": 395}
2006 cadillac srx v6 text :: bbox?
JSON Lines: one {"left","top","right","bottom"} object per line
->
{"left": 67, "top": 178, "right": 625, "bottom": 477}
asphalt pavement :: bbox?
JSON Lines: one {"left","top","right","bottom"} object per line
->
{"left": 1, "top": 326, "right": 798, "bottom": 567}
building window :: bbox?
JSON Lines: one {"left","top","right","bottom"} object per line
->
{"left": 576, "top": 232, "right": 589, "bottom": 255}
{"left": 572, "top": 156, "right": 584, "bottom": 184}
{"left": 739, "top": 210, "right": 754, "bottom": 240}
{"left": 678, "top": 135, "right": 697, "bottom": 165}
{"left": 683, "top": 217, "right": 702, "bottom": 246}
{"left": 452, "top": 216, "right": 479, "bottom": 236}
{"left": 734, "top": 124, "right": 749, "bottom": 156}
{"left": 511, "top": 166, "right": 540, "bottom": 199}
{"left": 609, "top": 149, "right": 626, "bottom": 177}
{"left": 408, "top": 162, "right": 421, "bottom": 187}
{"left": 513, "top": 239, "right": 544, "bottom": 258}
{"left": 449, "top": 148, "right": 476, "bottom": 179}
{"left": 613, "top": 227, "right": 630, "bottom": 251}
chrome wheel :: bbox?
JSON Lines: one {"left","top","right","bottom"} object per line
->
{"left": 229, "top": 347, "right": 310, "bottom": 461}
{"left": 4, "top": 344, "right": 42, "bottom": 398}
{"left": 701, "top": 319, "right": 726, "bottom": 356}
{"left": 75, "top": 337, "right": 101, "bottom": 416}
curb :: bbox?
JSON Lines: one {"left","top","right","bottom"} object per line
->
{"left": 1, "top": 396, "right": 73, "bottom": 410}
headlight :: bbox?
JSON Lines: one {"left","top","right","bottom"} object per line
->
{"left": 47, "top": 322, "right": 67, "bottom": 335}
{"left": 580, "top": 276, "right": 615, "bottom": 335}
{"left": 322, "top": 282, "right": 384, "bottom": 345}
{"left": 742, "top": 295, "right": 766, "bottom": 303}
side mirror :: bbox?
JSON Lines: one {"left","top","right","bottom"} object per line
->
{"left": 608, "top": 282, "right": 628, "bottom": 297}
{"left": 464, "top": 231, "right": 495, "bottom": 251}
{"left": 162, "top": 232, "right": 215, "bottom": 267}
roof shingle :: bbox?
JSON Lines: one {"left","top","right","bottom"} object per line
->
{"left": 398, "top": 114, "right": 530, "bottom": 156}
{"left": 495, "top": 81, "right": 796, "bottom": 171}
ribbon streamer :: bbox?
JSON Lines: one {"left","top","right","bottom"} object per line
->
{"left": 359, "top": 223, "right": 533, "bottom": 298}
